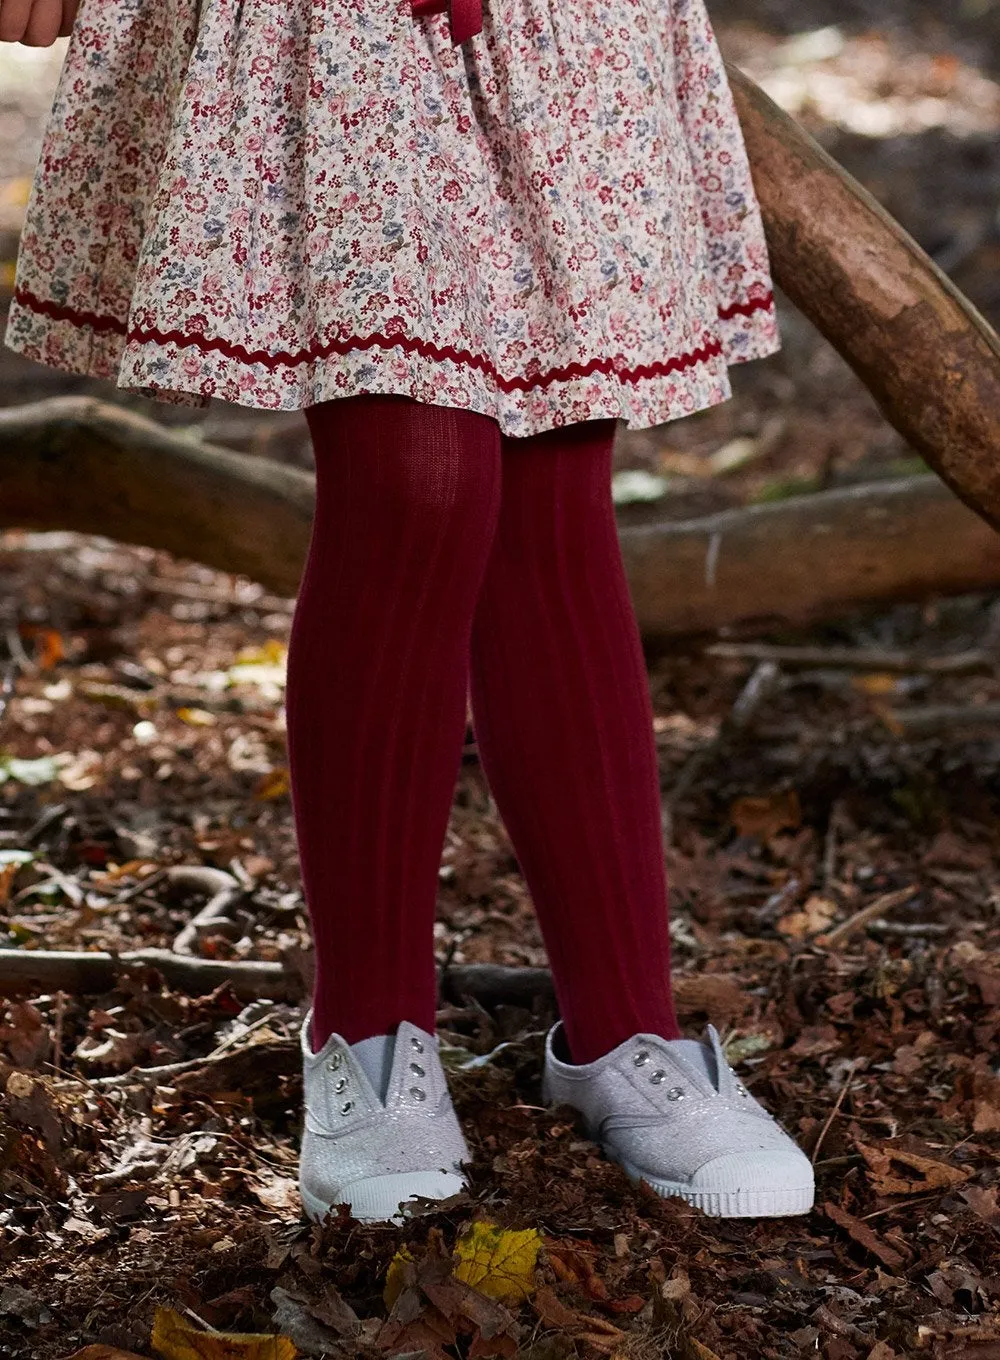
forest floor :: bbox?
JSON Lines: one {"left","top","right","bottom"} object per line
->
{"left": 1, "top": 2, "right": 1000, "bottom": 1359}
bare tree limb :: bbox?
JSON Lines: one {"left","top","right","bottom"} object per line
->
{"left": 728, "top": 63, "right": 1000, "bottom": 533}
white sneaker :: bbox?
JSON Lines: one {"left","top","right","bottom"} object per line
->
{"left": 299, "top": 1009, "right": 472, "bottom": 1225}
{"left": 541, "top": 1019, "right": 814, "bottom": 1218}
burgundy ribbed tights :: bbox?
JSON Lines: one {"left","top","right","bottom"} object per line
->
{"left": 286, "top": 393, "right": 681, "bottom": 1066}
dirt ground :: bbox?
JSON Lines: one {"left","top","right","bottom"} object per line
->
{"left": 1, "top": 3, "right": 1000, "bottom": 1359}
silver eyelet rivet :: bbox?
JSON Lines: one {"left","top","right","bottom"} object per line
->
{"left": 334, "top": 1077, "right": 347, "bottom": 1093}
{"left": 327, "top": 1053, "right": 342, "bottom": 1071}
{"left": 410, "top": 1037, "right": 424, "bottom": 1052}
{"left": 410, "top": 1062, "right": 425, "bottom": 1077}
{"left": 666, "top": 1087, "right": 685, "bottom": 1101}
{"left": 340, "top": 1100, "right": 353, "bottom": 1114}
{"left": 633, "top": 1049, "right": 649, "bottom": 1066}
{"left": 650, "top": 1070, "right": 666, "bottom": 1084}
{"left": 410, "top": 1086, "right": 426, "bottom": 1101}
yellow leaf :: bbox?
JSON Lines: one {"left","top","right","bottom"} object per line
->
{"left": 453, "top": 1219, "right": 541, "bottom": 1303}
{"left": 383, "top": 1244, "right": 416, "bottom": 1311}
{"left": 853, "top": 673, "right": 898, "bottom": 696}
{"left": 151, "top": 1306, "right": 296, "bottom": 1360}
{"left": 235, "top": 640, "right": 287, "bottom": 666}
{"left": 253, "top": 767, "right": 289, "bottom": 800}
{"left": 176, "top": 707, "right": 217, "bottom": 727}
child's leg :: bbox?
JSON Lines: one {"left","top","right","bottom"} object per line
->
{"left": 289, "top": 394, "right": 503, "bottom": 1052}
{"left": 468, "top": 417, "right": 682, "bottom": 1064}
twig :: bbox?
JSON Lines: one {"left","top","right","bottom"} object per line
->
{"left": 705, "top": 642, "right": 996, "bottom": 675}
{"left": 167, "top": 866, "right": 246, "bottom": 955}
{"left": 822, "top": 800, "right": 843, "bottom": 894}
{"left": 866, "top": 919, "right": 949, "bottom": 938}
{"left": 881, "top": 702, "right": 1000, "bottom": 737}
{"left": 811, "top": 1060, "right": 858, "bottom": 1164}
{"left": 52, "top": 989, "right": 66, "bottom": 1078}
{"left": 816, "top": 886, "right": 919, "bottom": 947}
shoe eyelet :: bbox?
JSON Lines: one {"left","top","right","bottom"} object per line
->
{"left": 340, "top": 1100, "right": 354, "bottom": 1114}
{"left": 649, "top": 1070, "right": 666, "bottom": 1084}
{"left": 410, "top": 1086, "right": 426, "bottom": 1101}
{"left": 410, "top": 1037, "right": 424, "bottom": 1052}
{"left": 666, "top": 1087, "right": 685, "bottom": 1101}
{"left": 410, "top": 1062, "right": 425, "bottom": 1077}
{"left": 327, "top": 1052, "right": 342, "bottom": 1071}
{"left": 334, "top": 1077, "right": 347, "bottom": 1093}
{"left": 632, "top": 1049, "right": 649, "bottom": 1066}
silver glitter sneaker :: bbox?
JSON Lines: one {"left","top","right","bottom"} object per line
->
{"left": 542, "top": 1019, "right": 814, "bottom": 1218}
{"left": 299, "top": 1009, "right": 472, "bottom": 1224}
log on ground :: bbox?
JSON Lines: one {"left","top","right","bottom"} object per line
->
{"left": 4, "top": 399, "right": 1000, "bottom": 642}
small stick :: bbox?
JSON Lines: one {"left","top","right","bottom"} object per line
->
{"left": 52, "top": 989, "right": 66, "bottom": 1078}
{"left": 705, "top": 642, "right": 995, "bottom": 675}
{"left": 811, "top": 1060, "right": 857, "bottom": 1164}
{"left": 817, "top": 886, "right": 918, "bottom": 947}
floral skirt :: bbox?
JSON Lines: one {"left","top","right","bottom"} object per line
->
{"left": 4, "top": 0, "right": 780, "bottom": 436}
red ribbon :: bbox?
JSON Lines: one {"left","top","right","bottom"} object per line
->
{"left": 411, "top": 0, "right": 482, "bottom": 45}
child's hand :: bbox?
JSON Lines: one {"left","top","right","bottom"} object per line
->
{"left": 0, "top": 0, "right": 80, "bottom": 44}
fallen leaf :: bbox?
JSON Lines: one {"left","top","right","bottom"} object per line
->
{"left": 689, "top": 1342, "right": 723, "bottom": 1360}
{"left": 542, "top": 1237, "right": 609, "bottom": 1301}
{"left": 824, "top": 1201, "right": 906, "bottom": 1269}
{"left": 778, "top": 895, "right": 837, "bottom": 939}
{"left": 151, "top": 1306, "right": 296, "bottom": 1359}
{"left": 383, "top": 1245, "right": 416, "bottom": 1312}
{"left": 253, "top": 768, "right": 290, "bottom": 801}
{"left": 453, "top": 1220, "right": 541, "bottom": 1303}
{"left": 730, "top": 790, "right": 802, "bottom": 840}
{"left": 960, "top": 1185, "right": 1000, "bottom": 1226}
{"left": 857, "top": 1142, "right": 971, "bottom": 1196}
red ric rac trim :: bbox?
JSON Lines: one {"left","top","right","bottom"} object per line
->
{"left": 14, "top": 286, "right": 774, "bottom": 393}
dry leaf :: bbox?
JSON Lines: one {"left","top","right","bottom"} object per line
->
{"left": 853, "top": 673, "right": 899, "bottom": 696}
{"left": 253, "top": 768, "right": 290, "bottom": 801}
{"left": 542, "top": 1237, "right": 610, "bottom": 1301}
{"left": 824, "top": 1201, "right": 906, "bottom": 1269}
{"left": 689, "top": 1342, "right": 723, "bottom": 1360}
{"left": 857, "top": 1142, "right": 971, "bottom": 1196}
{"left": 960, "top": 1185, "right": 1000, "bottom": 1226}
{"left": 151, "top": 1306, "right": 296, "bottom": 1360}
{"left": 730, "top": 790, "right": 802, "bottom": 840}
{"left": 777, "top": 895, "right": 837, "bottom": 939}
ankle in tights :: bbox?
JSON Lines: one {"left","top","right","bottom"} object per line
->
{"left": 287, "top": 394, "right": 680, "bottom": 1065}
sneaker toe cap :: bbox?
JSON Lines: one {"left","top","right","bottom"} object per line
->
{"left": 690, "top": 1147, "right": 814, "bottom": 1194}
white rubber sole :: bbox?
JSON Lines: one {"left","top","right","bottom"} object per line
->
{"left": 300, "top": 1170, "right": 468, "bottom": 1224}
{"left": 620, "top": 1159, "right": 814, "bottom": 1218}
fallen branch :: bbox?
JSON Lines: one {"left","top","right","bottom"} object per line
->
{"left": 6, "top": 401, "right": 1000, "bottom": 644}
{"left": 0, "top": 947, "right": 296, "bottom": 1001}
{"left": 0, "top": 951, "right": 745, "bottom": 1028}
{"left": 729, "top": 63, "right": 1000, "bottom": 533}
{"left": 165, "top": 865, "right": 247, "bottom": 956}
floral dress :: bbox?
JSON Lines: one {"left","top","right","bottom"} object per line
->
{"left": 3, "top": 0, "right": 780, "bottom": 437}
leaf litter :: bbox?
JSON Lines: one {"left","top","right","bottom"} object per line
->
{"left": 1, "top": 520, "right": 999, "bottom": 1360}
{"left": 4, "top": 2, "right": 1000, "bottom": 1344}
